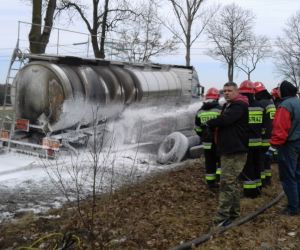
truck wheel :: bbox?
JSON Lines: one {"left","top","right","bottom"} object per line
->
{"left": 157, "top": 132, "right": 189, "bottom": 164}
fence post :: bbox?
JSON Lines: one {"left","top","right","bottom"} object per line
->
{"left": 57, "top": 28, "right": 60, "bottom": 55}
{"left": 87, "top": 35, "right": 90, "bottom": 58}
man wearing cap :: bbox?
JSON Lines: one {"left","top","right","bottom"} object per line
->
{"left": 267, "top": 80, "right": 300, "bottom": 216}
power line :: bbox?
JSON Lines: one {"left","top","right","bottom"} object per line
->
{"left": 0, "top": 40, "right": 297, "bottom": 51}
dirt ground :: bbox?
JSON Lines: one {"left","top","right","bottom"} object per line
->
{"left": 0, "top": 158, "right": 300, "bottom": 250}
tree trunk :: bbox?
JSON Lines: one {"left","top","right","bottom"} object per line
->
{"left": 28, "top": 0, "right": 56, "bottom": 54}
{"left": 185, "top": 25, "right": 191, "bottom": 66}
{"left": 91, "top": 31, "right": 101, "bottom": 58}
{"left": 227, "top": 63, "right": 232, "bottom": 82}
{"left": 40, "top": 0, "right": 56, "bottom": 53}
{"left": 228, "top": 44, "right": 234, "bottom": 82}
{"left": 29, "top": 0, "right": 42, "bottom": 53}
{"left": 186, "top": 43, "right": 191, "bottom": 67}
{"left": 99, "top": 0, "right": 109, "bottom": 59}
{"left": 228, "top": 59, "right": 234, "bottom": 82}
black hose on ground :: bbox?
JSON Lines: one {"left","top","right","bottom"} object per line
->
{"left": 170, "top": 191, "right": 285, "bottom": 250}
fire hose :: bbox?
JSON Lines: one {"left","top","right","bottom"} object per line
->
{"left": 171, "top": 191, "right": 285, "bottom": 250}
{"left": 17, "top": 232, "right": 82, "bottom": 250}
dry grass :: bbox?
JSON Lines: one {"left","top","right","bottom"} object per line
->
{"left": 0, "top": 159, "right": 299, "bottom": 249}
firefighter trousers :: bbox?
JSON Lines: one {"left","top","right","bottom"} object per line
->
{"left": 203, "top": 143, "right": 220, "bottom": 186}
{"left": 261, "top": 146, "right": 272, "bottom": 186}
{"left": 241, "top": 147, "right": 263, "bottom": 198}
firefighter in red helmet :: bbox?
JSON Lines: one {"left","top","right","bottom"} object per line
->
{"left": 239, "top": 80, "right": 264, "bottom": 198}
{"left": 253, "top": 81, "right": 276, "bottom": 186}
{"left": 195, "top": 87, "right": 222, "bottom": 189}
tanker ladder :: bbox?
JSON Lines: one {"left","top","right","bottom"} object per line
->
{"left": 0, "top": 45, "right": 28, "bottom": 153}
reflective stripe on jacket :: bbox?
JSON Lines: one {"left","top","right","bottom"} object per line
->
{"left": 257, "top": 99, "right": 275, "bottom": 143}
{"left": 248, "top": 105, "right": 263, "bottom": 147}
{"left": 195, "top": 101, "right": 222, "bottom": 145}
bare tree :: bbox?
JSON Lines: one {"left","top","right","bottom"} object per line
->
{"left": 113, "top": 0, "right": 178, "bottom": 62}
{"left": 206, "top": 3, "right": 255, "bottom": 82}
{"left": 29, "top": 0, "right": 57, "bottom": 54}
{"left": 43, "top": 104, "right": 149, "bottom": 247}
{"left": 165, "top": 0, "right": 219, "bottom": 66}
{"left": 58, "top": 0, "right": 136, "bottom": 58}
{"left": 44, "top": 108, "right": 121, "bottom": 247}
{"left": 275, "top": 10, "right": 300, "bottom": 87}
{"left": 235, "top": 35, "right": 272, "bottom": 80}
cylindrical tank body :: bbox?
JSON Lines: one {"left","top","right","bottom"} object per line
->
{"left": 12, "top": 57, "right": 196, "bottom": 132}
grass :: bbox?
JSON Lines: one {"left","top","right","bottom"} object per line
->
{"left": 2, "top": 160, "right": 299, "bottom": 250}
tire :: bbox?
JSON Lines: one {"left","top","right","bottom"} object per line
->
{"left": 157, "top": 132, "right": 189, "bottom": 164}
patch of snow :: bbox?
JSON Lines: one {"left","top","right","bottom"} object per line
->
{"left": 0, "top": 102, "right": 202, "bottom": 223}
{"left": 0, "top": 147, "right": 175, "bottom": 222}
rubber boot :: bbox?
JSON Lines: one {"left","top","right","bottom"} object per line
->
{"left": 216, "top": 167, "right": 221, "bottom": 183}
{"left": 207, "top": 181, "right": 219, "bottom": 189}
{"left": 261, "top": 171, "right": 266, "bottom": 188}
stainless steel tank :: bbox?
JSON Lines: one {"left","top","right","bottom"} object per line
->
{"left": 12, "top": 57, "right": 196, "bottom": 132}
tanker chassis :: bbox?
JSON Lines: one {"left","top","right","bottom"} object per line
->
{"left": 0, "top": 54, "right": 203, "bottom": 157}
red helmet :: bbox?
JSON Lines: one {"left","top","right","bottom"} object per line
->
{"left": 205, "top": 87, "right": 220, "bottom": 100}
{"left": 271, "top": 87, "right": 280, "bottom": 99}
{"left": 253, "top": 81, "right": 266, "bottom": 93}
{"left": 239, "top": 80, "right": 255, "bottom": 94}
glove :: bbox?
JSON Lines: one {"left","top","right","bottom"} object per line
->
{"left": 265, "top": 146, "right": 277, "bottom": 158}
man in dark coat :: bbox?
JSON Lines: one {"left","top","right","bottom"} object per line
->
{"left": 206, "top": 82, "right": 249, "bottom": 227}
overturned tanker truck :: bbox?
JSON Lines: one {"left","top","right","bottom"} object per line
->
{"left": 0, "top": 54, "right": 204, "bottom": 158}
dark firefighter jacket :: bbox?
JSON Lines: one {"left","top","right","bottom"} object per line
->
{"left": 206, "top": 94, "right": 249, "bottom": 155}
{"left": 195, "top": 100, "right": 222, "bottom": 149}
{"left": 243, "top": 94, "right": 264, "bottom": 147}
{"left": 257, "top": 99, "right": 276, "bottom": 147}
{"left": 255, "top": 91, "right": 276, "bottom": 147}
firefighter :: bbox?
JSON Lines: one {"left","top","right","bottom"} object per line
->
{"left": 195, "top": 87, "right": 222, "bottom": 188}
{"left": 239, "top": 80, "right": 264, "bottom": 198}
{"left": 254, "top": 82, "right": 276, "bottom": 186}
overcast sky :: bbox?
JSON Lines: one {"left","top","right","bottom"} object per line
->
{"left": 0, "top": 0, "right": 299, "bottom": 91}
